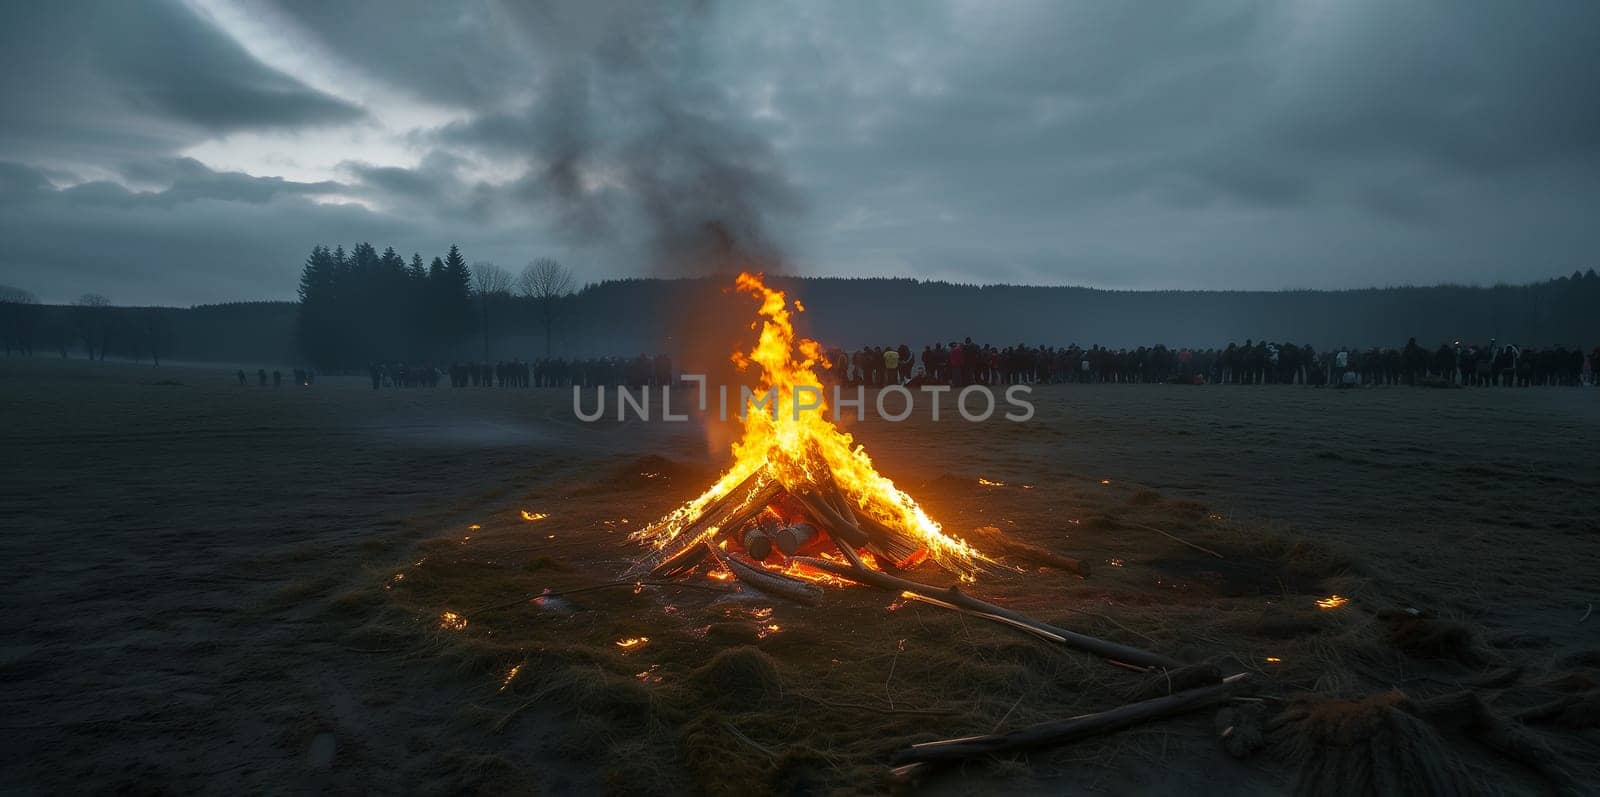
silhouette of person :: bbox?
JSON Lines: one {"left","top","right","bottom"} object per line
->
{"left": 257, "top": 368, "right": 267, "bottom": 387}
{"left": 237, "top": 369, "right": 246, "bottom": 386}
{"left": 272, "top": 369, "right": 282, "bottom": 388}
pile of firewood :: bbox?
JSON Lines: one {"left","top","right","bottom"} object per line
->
{"left": 626, "top": 456, "right": 1174, "bottom": 671}
{"left": 627, "top": 459, "right": 918, "bottom": 582}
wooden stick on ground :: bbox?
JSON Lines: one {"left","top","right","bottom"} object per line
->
{"left": 892, "top": 673, "right": 1253, "bottom": 766}
{"left": 825, "top": 524, "right": 1177, "bottom": 668}
{"left": 795, "top": 539, "right": 1180, "bottom": 670}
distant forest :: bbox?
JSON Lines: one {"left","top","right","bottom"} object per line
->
{"left": 2, "top": 248, "right": 1597, "bottom": 369}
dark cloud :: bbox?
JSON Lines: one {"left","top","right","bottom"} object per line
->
{"left": 2, "top": 0, "right": 1598, "bottom": 303}
{"left": 0, "top": 0, "right": 361, "bottom": 165}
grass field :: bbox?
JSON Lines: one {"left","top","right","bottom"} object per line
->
{"left": 2, "top": 358, "right": 1596, "bottom": 794}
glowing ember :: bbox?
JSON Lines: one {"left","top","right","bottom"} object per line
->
{"left": 520, "top": 510, "right": 549, "bottom": 522}
{"left": 616, "top": 636, "right": 649, "bottom": 650}
{"left": 469, "top": 524, "right": 482, "bottom": 530}
{"left": 1265, "top": 656, "right": 1282, "bottom": 664}
{"left": 977, "top": 478, "right": 1006, "bottom": 487}
{"left": 438, "top": 611, "right": 468, "bottom": 631}
{"left": 630, "top": 273, "right": 991, "bottom": 580}
{"left": 707, "top": 569, "right": 734, "bottom": 582}
{"left": 1316, "top": 595, "right": 1349, "bottom": 610}
{"left": 1099, "top": 479, "right": 1112, "bottom": 485}
{"left": 499, "top": 663, "right": 523, "bottom": 692}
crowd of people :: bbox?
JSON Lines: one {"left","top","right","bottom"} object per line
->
{"left": 236, "top": 368, "right": 316, "bottom": 387}
{"left": 324, "top": 339, "right": 1597, "bottom": 391}
{"left": 818, "top": 339, "right": 1598, "bottom": 388}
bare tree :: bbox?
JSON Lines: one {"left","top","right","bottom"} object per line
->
{"left": 471, "top": 262, "right": 512, "bottom": 360}
{"left": 0, "top": 285, "right": 39, "bottom": 357}
{"left": 518, "top": 258, "right": 575, "bottom": 357}
{"left": 74, "top": 293, "right": 113, "bottom": 360}
{"left": 139, "top": 309, "right": 171, "bottom": 367}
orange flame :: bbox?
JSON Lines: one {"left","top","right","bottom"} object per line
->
{"left": 632, "top": 273, "right": 990, "bottom": 579}
{"left": 1315, "top": 595, "right": 1349, "bottom": 610}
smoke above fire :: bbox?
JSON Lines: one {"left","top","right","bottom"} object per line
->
{"left": 483, "top": 2, "right": 803, "bottom": 277}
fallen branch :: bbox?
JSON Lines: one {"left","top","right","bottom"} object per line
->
{"left": 892, "top": 673, "right": 1253, "bottom": 765}
{"left": 793, "top": 543, "right": 1179, "bottom": 670}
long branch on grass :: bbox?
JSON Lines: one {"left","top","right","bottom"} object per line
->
{"left": 893, "top": 673, "right": 1254, "bottom": 765}
{"left": 792, "top": 534, "right": 1181, "bottom": 670}
{"left": 1123, "top": 521, "right": 1223, "bottom": 559}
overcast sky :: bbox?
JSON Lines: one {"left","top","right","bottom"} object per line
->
{"left": 1, "top": 0, "right": 1596, "bottom": 305}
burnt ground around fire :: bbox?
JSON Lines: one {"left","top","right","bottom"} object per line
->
{"left": 2, "top": 358, "right": 1597, "bottom": 794}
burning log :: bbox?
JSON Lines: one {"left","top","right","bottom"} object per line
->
{"left": 891, "top": 673, "right": 1253, "bottom": 766}
{"left": 772, "top": 522, "right": 818, "bottom": 556}
{"left": 810, "top": 462, "right": 931, "bottom": 568}
{"left": 720, "top": 548, "right": 823, "bottom": 606}
{"left": 854, "top": 512, "right": 927, "bottom": 569}
{"left": 742, "top": 526, "right": 774, "bottom": 561}
{"left": 633, "top": 468, "right": 782, "bottom": 577}
{"left": 794, "top": 491, "right": 870, "bottom": 548}
{"left": 649, "top": 542, "right": 713, "bottom": 579}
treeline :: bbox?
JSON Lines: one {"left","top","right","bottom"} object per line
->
{"left": 293, "top": 243, "right": 578, "bottom": 370}
{"left": 5, "top": 268, "right": 1597, "bottom": 369}
{"left": 295, "top": 243, "right": 475, "bottom": 370}
{"left": 550, "top": 270, "right": 1600, "bottom": 357}
{"left": 0, "top": 287, "right": 182, "bottom": 364}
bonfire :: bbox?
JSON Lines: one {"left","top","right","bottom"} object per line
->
{"left": 625, "top": 273, "right": 1172, "bottom": 671}
{"left": 625, "top": 273, "right": 992, "bottom": 584}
